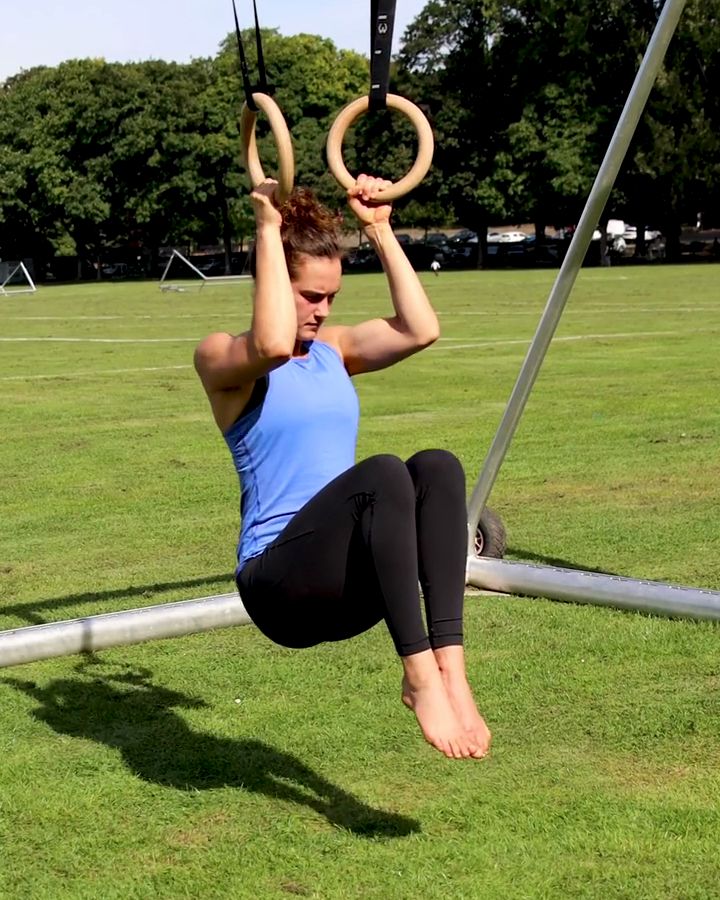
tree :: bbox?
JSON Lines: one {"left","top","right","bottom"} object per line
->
{"left": 0, "top": 61, "right": 120, "bottom": 275}
{"left": 396, "top": 0, "right": 720, "bottom": 264}
{"left": 3, "top": 2, "right": 718, "bottom": 273}
{"left": 397, "top": 2, "right": 514, "bottom": 266}
{"left": 0, "top": 59, "right": 220, "bottom": 275}
{"left": 614, "top": 0, "right": 720, "bottom": 257}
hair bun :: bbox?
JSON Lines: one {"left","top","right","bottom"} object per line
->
{"left": 279, "top": 188, "right": 342, "bottom": 235}
{"left": 248, "top": 186, "right": 344, "bottom": 280}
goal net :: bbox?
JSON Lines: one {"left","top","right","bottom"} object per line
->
{"left": 0, "top": 261, "right": 37, "bottom": 296}
{"left": 159, "top": 250, "right": 250, "bottom": 292}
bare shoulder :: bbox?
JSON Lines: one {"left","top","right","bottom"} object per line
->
{"left": 193, "top": 330, "right": 255, "bottom": 393}
{"left": 194, "top": 331, "right": 257, "bottom": 432}
{"left": 194, "top": 331, "right": 244, "bottom": 371}
{"left": 317, "top": 325, "right": 349, "bottom": 361}
{"left": 194, "top": 325, "right": 293, "bottom": 404}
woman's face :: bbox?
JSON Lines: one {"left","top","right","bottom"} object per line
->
{"left": 291, "top": 254, "right": 343, "bottom": 342}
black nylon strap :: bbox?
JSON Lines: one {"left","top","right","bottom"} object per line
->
{"left": 233, "top": 0, "right": 272, "bottom": 112}
{"left": 369, "top": 0, "right": 396, "bottom": 111}
{"left": 252, "top": 0, "right": 270, "bottom": 94}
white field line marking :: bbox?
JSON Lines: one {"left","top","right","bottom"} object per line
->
{"left": 421, "top": 275, "right": 631, "bottom": 283}
{"left": 0, "top": 365, "right": 193, "bottom": 382}
{"left": 6, "top": 314, "right": 233, "bottom": 321}
{"left": 2, "top": 329, "right": 712, "bottom": 381}
{"left": 7, "top": 312, "right": 375, "bottom": 321}
{"left": 0, "top": 337, "right": 198, "bottom": 343}
{"left": 438, "top": 306, "right": 720, "bottom": 316}
{"left": 9, "top": 306, "right": 717, "bottom": 323}
{"left": 429, "top": 329, "right": 717, "bottom": 351}
{"left": 486, "top": 275, "right": 632, "bottom": 284}
{"left": 2, "top": 328, "right": 697, "bottom": 350}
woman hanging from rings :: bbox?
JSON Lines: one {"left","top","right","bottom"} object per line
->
{"left": 195, "top": 174, "right": 491, "bottom": 761}
{"left": 195, "top": 6, "right": 491, "bottom": 760}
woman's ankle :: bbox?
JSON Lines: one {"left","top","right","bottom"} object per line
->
{"left": 401, "top": 648, "right": 443, "bottom": 688}
{"left": 432, "top": 643, "right": 466, "bottom": 675}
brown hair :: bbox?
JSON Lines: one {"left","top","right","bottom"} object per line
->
{"left": 249, "top": 188, "right": 344, "bottom": 280}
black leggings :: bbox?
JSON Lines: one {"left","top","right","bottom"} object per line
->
{"left": 236, "top": 450, "right": 468, "bottom": 657}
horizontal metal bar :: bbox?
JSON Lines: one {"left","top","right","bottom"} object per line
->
{"left": 4, "top": 549, "right": 719, "bottom": 669}
{"left": 467, "top": 556, "right": 720, "bottom": 621}
{"left": 0, "top": 593, "right": 251, "bottom": 668}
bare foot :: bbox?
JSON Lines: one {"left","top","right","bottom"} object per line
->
{"left": 400, "top": 651, "right": 479, "bottom": 760}
{"left": 434, "top": 646, "right": 492, "bottom": 759}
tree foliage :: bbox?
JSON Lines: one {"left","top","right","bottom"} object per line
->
{"left": 397, "top": 0, "right": 720, "bottom": 259}
{"left": 0, "top": 1, "right": 718, "bottom": 271}
{"left": 0, "top": 33, "right": 368, "bottom": 272}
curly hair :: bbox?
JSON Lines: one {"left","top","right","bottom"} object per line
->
{"left": 249, "top": 188, "right": 344, "bottom": 280}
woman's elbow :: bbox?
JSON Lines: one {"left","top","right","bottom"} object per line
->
{"left": 255, "top": 341, "right": 293, "bottom": 365}
{"left": 419, "top": 326, "right": 440, "bottom": 348}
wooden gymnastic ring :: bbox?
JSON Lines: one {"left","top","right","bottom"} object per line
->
{"left": 326, "top": 94, "right": 434, "bottom": 202}
{"left": 240, "top": 92, "right": 295, "bottom": 203}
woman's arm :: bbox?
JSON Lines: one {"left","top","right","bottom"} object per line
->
{"left": 328, "top": 174, "right": 440, "bottom": 376}
{"left": 194, "top": 180, "right": 297, "bottom": 395}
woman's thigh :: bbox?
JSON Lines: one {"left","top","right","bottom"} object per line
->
{"left": 237, "top": 455, "right": 409, "bottom": 648}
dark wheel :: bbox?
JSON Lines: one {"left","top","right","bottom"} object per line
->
{"left": 474, "top": 507, "right": 507, "bottom": 558}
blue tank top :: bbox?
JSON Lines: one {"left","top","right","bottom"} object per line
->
{"left": 224, "top": 340, "right": 360, "bottom": 570}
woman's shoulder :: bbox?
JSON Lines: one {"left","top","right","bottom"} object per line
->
{"left": 194, "top": 330, "right": 248, "bottom": 368}
{"left": 316, "top": 327, "right": 348, "bottom": 363}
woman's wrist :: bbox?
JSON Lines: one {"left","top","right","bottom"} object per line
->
{"left": 363, "top": 220, "right": 394, "bottom": 244}
{"left": 255, "top": 220, "right": 283, "bottom": 235}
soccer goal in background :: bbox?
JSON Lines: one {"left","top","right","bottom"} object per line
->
{"left": 0, "top": 261, "right": 37, "bottom": 296}
{"left": 159, "top": 249, "right": 251, "bottom": 292}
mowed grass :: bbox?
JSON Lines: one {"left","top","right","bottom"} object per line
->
{"left": 1, "top": 265, "right": 719, "bottom": 899}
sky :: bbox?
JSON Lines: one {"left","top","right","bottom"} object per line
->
{"left": 0, "top": 0, "right": 429, "bottom": 82}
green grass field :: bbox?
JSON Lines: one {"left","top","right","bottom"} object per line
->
{"left": 1, "top": 266, "right": 719, "bottom": 899}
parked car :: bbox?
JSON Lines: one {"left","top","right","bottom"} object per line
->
{"left": 424, "top": 232, "right": 449, "bottom": 246}
{"left": 487, "top": 231, "right": 527, "bottom": 243}
{"left": 449, "top": 229, "right": 478, "bottom": 244}
{"left": 101, "top": 262, "right": 129, "bottom": 277}
{"left": 622, "top": 226, "right": 662, "bottom": 241}
{"left": 446, "top": 243, "right": 477, "bottom": 265}
{"left": 197, "top": 259, "right": 226, "bottom": 276}
{"left": 344, "top": 244, "right": 380, "bottom": 272}
{"left": 101, "top": 262, "right": 145, "bottom": 278}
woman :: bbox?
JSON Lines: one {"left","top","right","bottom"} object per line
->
{"left": 194, "top": 174, "right": 491, "bottom": 760}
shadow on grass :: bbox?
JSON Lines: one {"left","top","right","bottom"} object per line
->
{"left": 1, "top": 660, "right": 419, "bottom": 840}
{"left": 0, "top": 574, "right": 235, "bottom": 626}
{"left": 507, "top": 547, "right": 618, "bottom": 576}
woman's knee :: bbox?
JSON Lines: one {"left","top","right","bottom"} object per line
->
{"left": 406, "top": 449, "right": 465, "bottom": 492}
{"left": 358, "top": 453, "right": 413, "bottom": 486}
{"left": 358, "top": 453, "right": 406, "bottom": 475}
{"left": 355, "top": 453, "right": 416, "bottom": 507}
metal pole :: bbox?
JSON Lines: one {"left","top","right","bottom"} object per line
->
{"left": 467, "top": 0, "right": 688, "bottom": 552}
{"left": 467, "top": 556, "right": 720, "bottom": 621}
{"left": 4, "top": 553, "right": 718, "bottom": 670}
{"left": 0, "top": 593, "right": 251, "bottom": 669}
{"left": 158, "top": 249, "right": 208, "bottom": 291}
